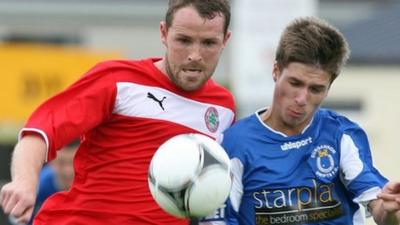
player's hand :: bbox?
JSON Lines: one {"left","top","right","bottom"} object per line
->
{"left": 379, "top": 182, "right": 400, "bottom": 201}
{"left": 0, "top": 181, "right": 36, "bottom": 225}
{"left": 377, "top": 181, "right": 400, "bottom": 224}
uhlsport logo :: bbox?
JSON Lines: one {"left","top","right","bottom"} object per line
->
{"left": 310, "top": 145, "right": 338, "bottom": 180}
{"left": 204, "top": 107, "right": 219, "bottom": 133}
{"left": 280, "top": 137, "right": 312, "bottom": 151}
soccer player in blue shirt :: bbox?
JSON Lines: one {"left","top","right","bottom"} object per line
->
{"left": 202, "top": 17, "right": 400, "bottom": 225}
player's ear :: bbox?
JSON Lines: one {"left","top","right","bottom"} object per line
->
{"left": 160, "top": 21, "right": 167, "bottom": 46}
{"left": 272, "top": 62, "right": 279, "bottom": 82}
{"left": 222, "top": 30, "right": 231, "bottom": 47}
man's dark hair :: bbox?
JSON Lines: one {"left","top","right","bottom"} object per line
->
{"left": 275, "top": 17, "right": 350, "bottom": 83}
{"left": 166, "top": 0, "right": 231, "bottom": 34}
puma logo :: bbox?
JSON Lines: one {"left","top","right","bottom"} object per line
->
{"left": 147, "top": 92, "right": 167, "bottom": 110}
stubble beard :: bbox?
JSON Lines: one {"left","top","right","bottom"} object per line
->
{"left": 165, "top": 56, "right": 202, "bottom": 92}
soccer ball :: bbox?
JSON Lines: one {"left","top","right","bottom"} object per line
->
{"left": 148, "top": 133, "right": 232, "bottom": 218}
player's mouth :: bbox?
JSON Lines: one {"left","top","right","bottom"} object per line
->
{"left": 181, "top": 68, "right": 204, "bottom": 80}
{"left": 288, "top": 109, "right": 305, "bottom": 118}
{"left": 182, "top": 68, "right": 203, "bottom": 74}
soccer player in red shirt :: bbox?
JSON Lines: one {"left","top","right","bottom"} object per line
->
{"left": 0, "top": 1, "right": 235, "bottom": 224}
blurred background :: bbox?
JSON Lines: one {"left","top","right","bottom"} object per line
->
{"left": 0, "top": 0, "right": 399, "bottom": 224}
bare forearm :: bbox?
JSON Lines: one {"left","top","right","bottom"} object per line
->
{"left": 1, "top": 135, "right": 47, "bottom": 224}
{"left": 11, "top": 135, "right": 46, "bottom": 185}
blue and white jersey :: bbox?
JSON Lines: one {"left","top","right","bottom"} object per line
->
{"left": 202, "top": 108, "right": 387, "bottom": 225}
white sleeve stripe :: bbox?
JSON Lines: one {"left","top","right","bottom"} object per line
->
{"left": 18, "top": 128, "right": 49, "bottom": 162}
{"left": 339, "top": 134, "right": 363, "bottom": 186}
{"left": 340, "top": 134, "right": 382, "bottom": 218}
{"left": 230, "top": 158, "right": 244, "bottom": 213}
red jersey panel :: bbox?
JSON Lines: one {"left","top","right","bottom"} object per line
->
{"left": 23, "top": 58, "right": 235, "bottom": 225}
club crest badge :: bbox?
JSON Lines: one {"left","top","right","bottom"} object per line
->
{"left": 204, "top": 107, "right": 219, "bottom": 133}
{"left": 309, "top": 145, "right": 338, "bottom": 181}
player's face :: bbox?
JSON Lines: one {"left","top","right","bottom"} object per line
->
{"left": 159, "top": 6, "right": 230, "bottom": 91}
{"left": 271, "top": 62, "right": 331, "bottom": 134}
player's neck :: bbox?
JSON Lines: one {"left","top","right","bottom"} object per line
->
{"left": 260, "top": 107, "right": 306, "bottom": 136}
{"left": 154, "top": 58, "right": 168, "bottom": 78}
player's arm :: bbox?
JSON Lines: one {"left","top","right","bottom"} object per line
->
{"left": 368, "top": 181, "right": 400, "bottom": 225}
{"left": 338, "top": 129, "right": 397, "bottom": 223}
{"left": 0, "top": 134, "right": 46, "bottom": 225}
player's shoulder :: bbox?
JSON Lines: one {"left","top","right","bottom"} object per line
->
{"left": 89, "top": 58, "right": 156, "bottom": 75}
{"left": 204, "top": 79, "right": 235, "bottom": 102}
{"left": 76, "top": 58, "right": 160, "bottom": 86}
{"left": 317, "top": 108, "right": 362, "bottom": 132}
{"left": 206, "top": 78, "right": 231, "bottom": 94}
{"left": 221, "top": 113, "right": 260, "bottom": 160}
{"left": 185, "top": 78, "right": 236, "bottom": 112}
{"left": 229, "top": 113, "right": 255, "bottom": 130}
{"left": 223, "top": 113, "right": 257, "bottom": 142}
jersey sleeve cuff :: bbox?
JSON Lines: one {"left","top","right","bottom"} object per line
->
{"left": 355, "top": 186, "right": 382, "bottom": 217}
{"left": 18, "top": 128, "right": 50, "bottom": 162}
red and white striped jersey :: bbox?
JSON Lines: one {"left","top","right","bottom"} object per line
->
{"left": 21, "top": 58, "right": 236, "bottom": 225}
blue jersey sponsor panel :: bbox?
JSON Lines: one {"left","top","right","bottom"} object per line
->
{"left": 220, "top": 108, "right": 387, "bottom": 225}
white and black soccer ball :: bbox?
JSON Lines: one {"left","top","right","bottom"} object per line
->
{"left": 148, "top": 133, "right": 232, "bottom": 218}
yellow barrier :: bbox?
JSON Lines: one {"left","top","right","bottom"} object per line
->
{"left": 0, "top": 43, "right": 120, "bottom": 123}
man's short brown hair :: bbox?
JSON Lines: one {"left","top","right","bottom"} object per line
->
{"left": 275, "top": 17, "right": 350, "bottom": 83}
{"left": 166, "top": 0, "right": 231, "bottom": 34}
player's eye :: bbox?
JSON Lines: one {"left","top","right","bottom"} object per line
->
{"left": 177, "top": 37, "right": 191, "bottom": 45}
{"left": 289, "top": 80, "right": 301, "bottom": 87}
{"left": 203, "top": 40, "right": 217, "bottom": 47}
{"left": 310, "top": 86, "right": 325, "bottom": 94}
